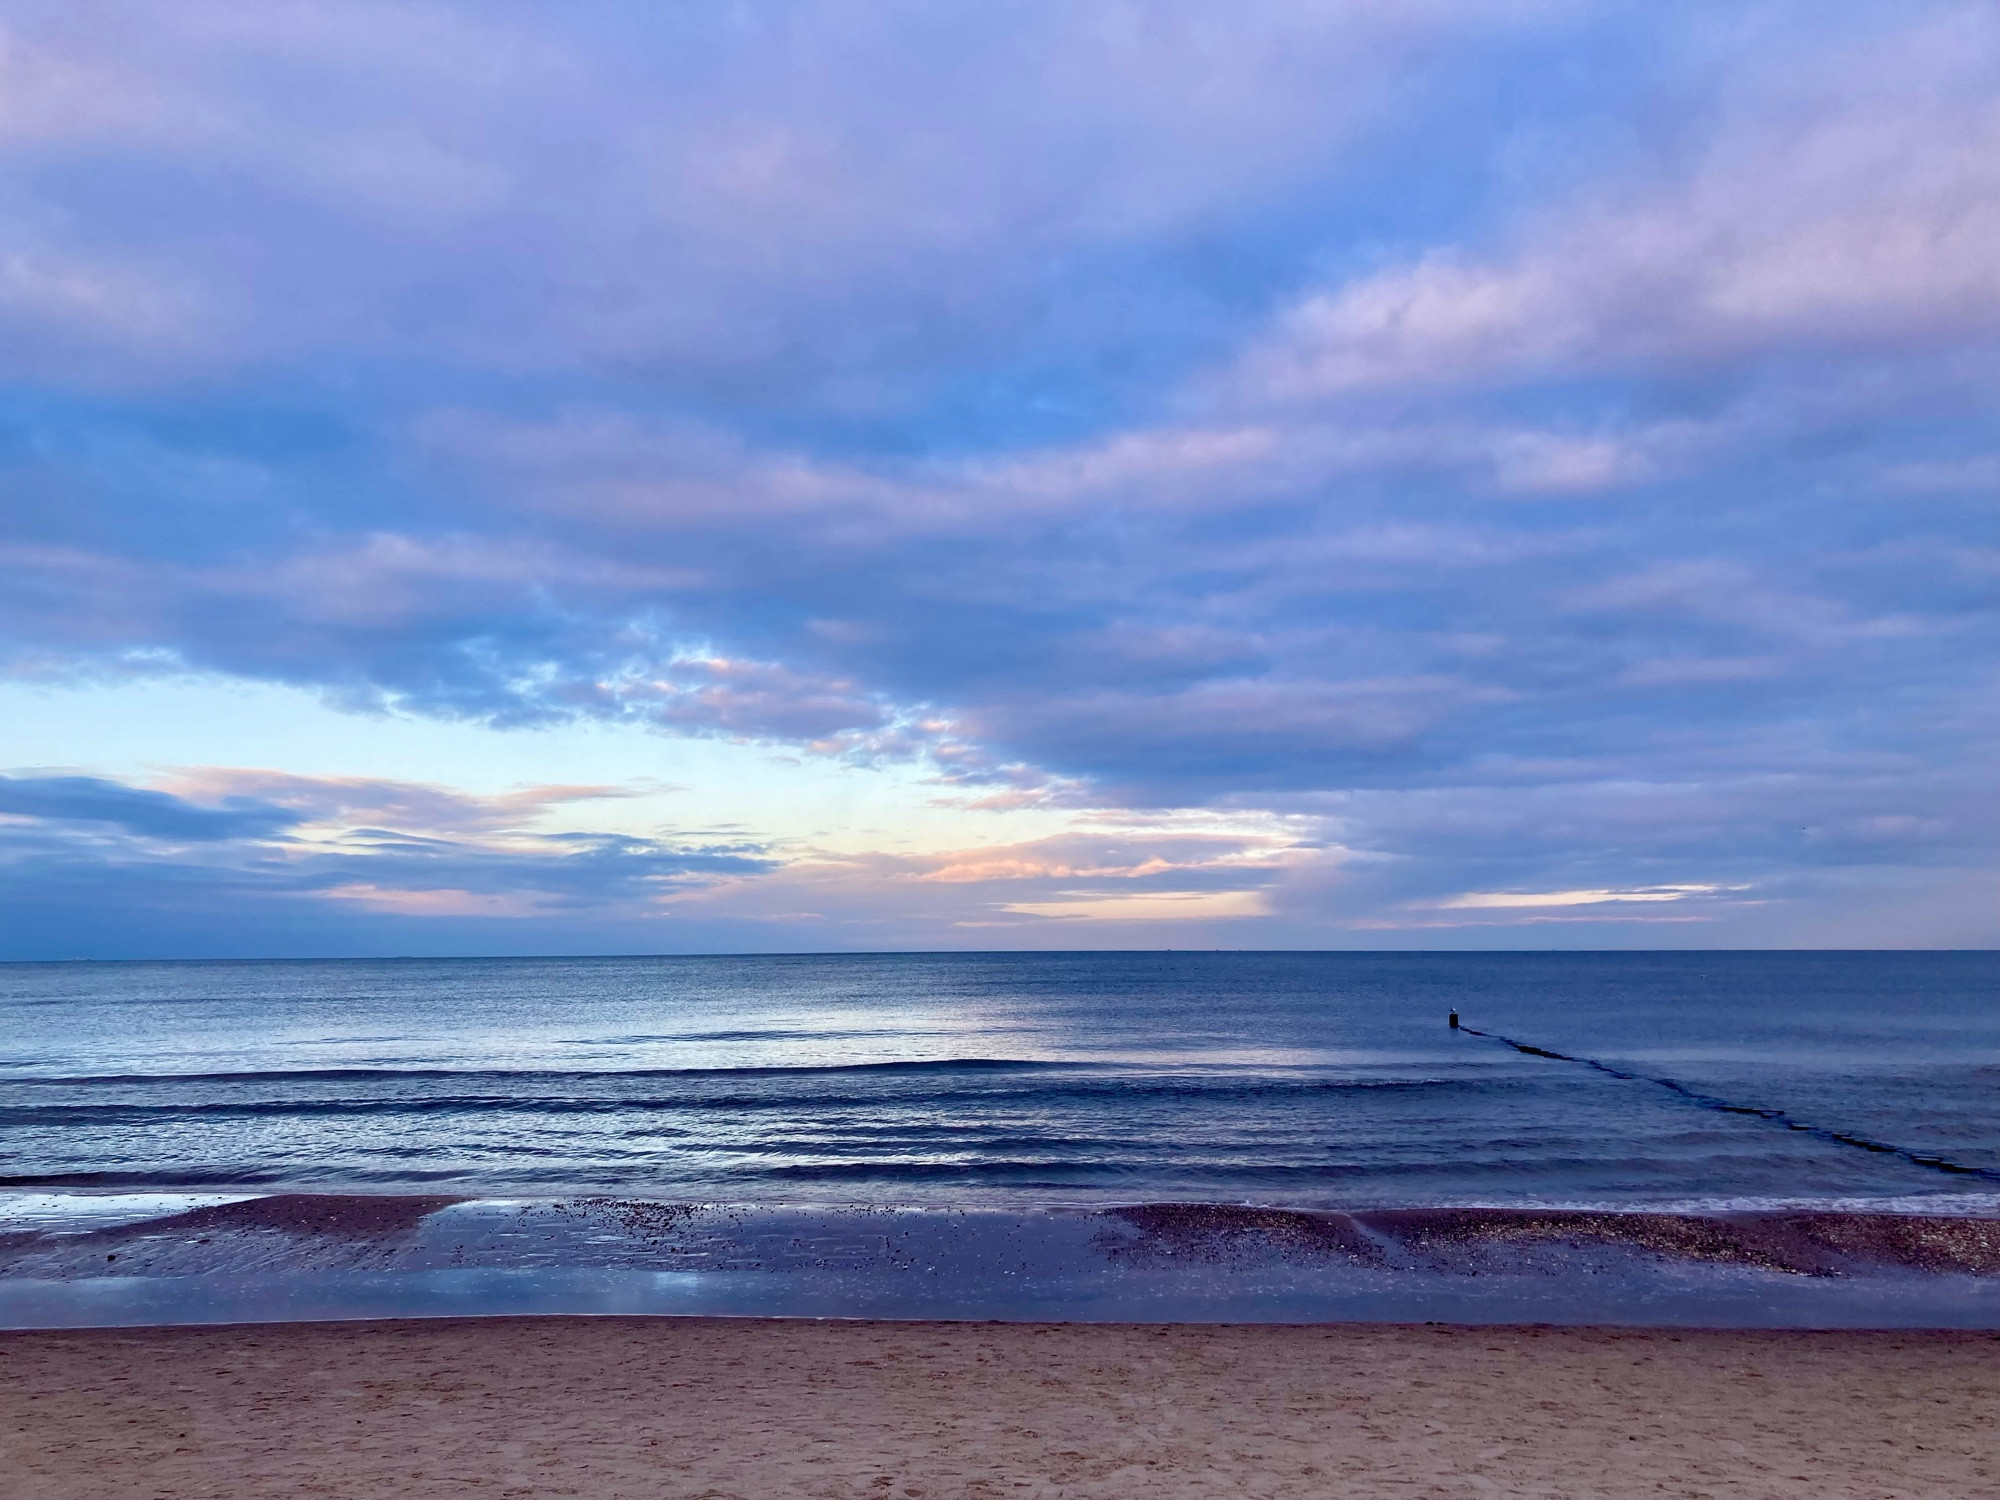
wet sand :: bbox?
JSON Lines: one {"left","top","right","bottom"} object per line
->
{"left": 3, "top": 1318, "right": 1996, "bottom": 1498}
{"left": 1111, "top": 1202, "right": 2000, "bottom": 1274}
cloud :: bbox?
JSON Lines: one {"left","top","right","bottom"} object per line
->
{"left": 0, "top": 768, "right": 1333, "bottom": 954}
{"left": 3, "top": 752, "right": 1994, "bottom": 954}
{"left": 151, "top": 769, "right": 643, "bottom": 836}
{"left": 1430, "top": 884, "right": 1732, "bottom": 910}
{"left": 0, "top": 0, "right": 1564, "bottom": 394}
{"left": 1235, "top": 10, "right": 2000, "bottom": 401}
{"left": 0, "top": 773, "right": 299, "bottom": 842}
{"left": 0, "top": 768, "right": 774, "bottom": 956}
{"left": 0, "top": 3, "right": 1995, "bottom": 950}
{"left": 998, "top": 890, "right": 1271, "bottom": 922}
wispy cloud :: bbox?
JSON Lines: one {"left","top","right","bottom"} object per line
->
{"left": 1430, "top": 885, "right": 1734, "bottom": 910}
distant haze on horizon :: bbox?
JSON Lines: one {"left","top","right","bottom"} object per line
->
{"left": 0, "top": 1, "right": 1995, "bottom": 959}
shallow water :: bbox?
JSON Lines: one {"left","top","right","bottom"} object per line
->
{"left": 4, "top": 951, "right": 1997, "bottom": 1326}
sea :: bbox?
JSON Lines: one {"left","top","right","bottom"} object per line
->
{"left": 3, "top": 950, "right": 1997, "bottom": 1328}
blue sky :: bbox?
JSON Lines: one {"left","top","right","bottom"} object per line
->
{"left": 1, "top": 0, "right": 1995, "bottom": 957}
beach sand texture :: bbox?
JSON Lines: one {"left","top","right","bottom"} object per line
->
{"left": 3, "top": 1318, "right": 1996, "bottom": 1498}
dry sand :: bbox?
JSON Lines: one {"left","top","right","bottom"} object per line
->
{"left": 3, "top": 1317, "right": 1995, "bottom": 1498}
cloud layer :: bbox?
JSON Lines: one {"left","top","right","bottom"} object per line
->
{"left": 0, "top": 1, "right": 1994, "bottom": 952}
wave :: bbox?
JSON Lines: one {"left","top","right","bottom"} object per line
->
{"left": 0, "top": 1074, "right": 1480, "bottom": 1125}
{"left": 3, "top": 1161, "right": 1540, "bottom": 1196}
{"left": 0, "top": 1169, "right": 297, "bottom": 1189}
{"left": 0, "top": 1168, "right": 471, "bottom": 1189}
{"left": 557, "top": 1029, "right": 959, "bottom": 1045}
{"left": 0, "top": 1057, "right": 1112, "bottom": 1088}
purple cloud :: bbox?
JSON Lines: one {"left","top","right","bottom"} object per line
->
{"left": 0, "top": 1, "right": 1994, "bottom": 950}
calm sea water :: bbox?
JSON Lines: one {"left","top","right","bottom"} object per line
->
{"left": 4, "top": 951, "right": 1996, "bottom": 1211}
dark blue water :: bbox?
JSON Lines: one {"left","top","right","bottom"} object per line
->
{"left": 4, "top": 951, "right": 1996, "bottom": 1211}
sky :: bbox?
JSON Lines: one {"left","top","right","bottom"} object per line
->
{"left": 1, "top": 0, "right": 1995, "bottom": 958}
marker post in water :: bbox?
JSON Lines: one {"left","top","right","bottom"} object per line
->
{"left": 1448, "top": 1009, "right": 1459, "bottom": 1030}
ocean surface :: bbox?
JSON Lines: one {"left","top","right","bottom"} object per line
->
{"left": 4, "top": 951, "right": 1998, "bottom": 1327}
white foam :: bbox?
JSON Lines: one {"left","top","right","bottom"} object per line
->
{"left": 0, "top": 1192, "right": 259, "bottom": 1233}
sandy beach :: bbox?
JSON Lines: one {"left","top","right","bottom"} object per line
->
{"left": 3, "top": 1318, "right": 1995, "bottom": 1498}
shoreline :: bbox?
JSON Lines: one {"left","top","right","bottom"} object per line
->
{"left": 12, "top": 1191, "right": 2000, "bottom": 1267}
{"left": 7, "top": 1195, "right": 2000, "bottom": 1332}
{"left": 6, "top": 1316, "right": 1996, "bottom": 1498}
